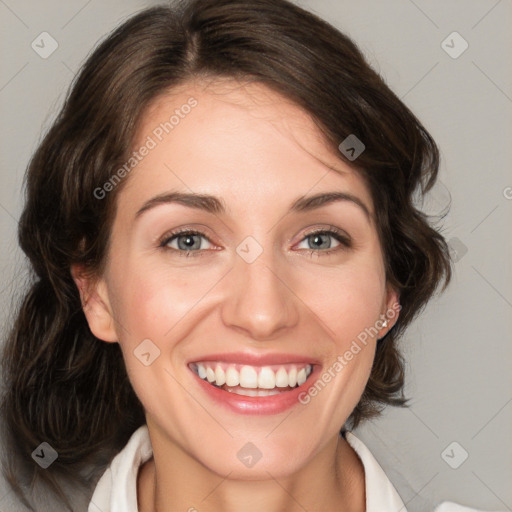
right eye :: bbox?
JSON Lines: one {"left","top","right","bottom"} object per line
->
{"left": 159, "top": 230, "right": 216, "bottom": 257}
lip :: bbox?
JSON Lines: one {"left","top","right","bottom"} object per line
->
{"left": 187, "top": 352, "right": 322, "bottom": 415}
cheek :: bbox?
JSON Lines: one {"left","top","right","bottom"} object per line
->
{"left": 296, "top": 260, "right": 385, "bottom": 345}
{"left": 290, "top": 257, "right": 384, "bottom": 417}
{"left": 106, "top": 265, "right": 203, "bottom": 413}
{"left": 293, "top": 264, "right": 383, "bottom": 428}
{"left": 110, "top": 262, "right": 221, "bottom": 342}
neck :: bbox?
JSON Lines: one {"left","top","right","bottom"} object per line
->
{"left": 137, "top": 425, "right": 365, "bottom": 512}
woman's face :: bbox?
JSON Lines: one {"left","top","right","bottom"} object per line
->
{"left": 77, "top": 78, "right": 398, "bottom": 478}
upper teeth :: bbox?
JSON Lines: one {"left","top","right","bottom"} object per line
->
{"left": 191, "top": 362, "right": 313, "bottom": 389}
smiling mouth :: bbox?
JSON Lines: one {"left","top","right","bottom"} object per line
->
{"left": 189, "top": 361, "right": 314, "bottom": 397}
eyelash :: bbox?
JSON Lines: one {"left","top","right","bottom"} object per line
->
{"left": 158, "top": 227, "right": 352, "bottom": 258}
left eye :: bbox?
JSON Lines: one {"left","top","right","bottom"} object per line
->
{"left": 296, "top": 231, "right": 342, "bottom": 251}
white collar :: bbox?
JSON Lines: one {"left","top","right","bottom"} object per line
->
{"left": 344, "top": 430, "right": 406, "bottom": 509}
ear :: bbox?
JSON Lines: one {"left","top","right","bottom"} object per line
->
{"left": 71, "top": 264, "right": 118, "bottom": 343}
{"left": 378, "top": 284, "right": 401, "bottom": 339}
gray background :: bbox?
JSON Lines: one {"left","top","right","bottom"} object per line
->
{"left": 0, "top": 0, "right": 511, "bottom": 511}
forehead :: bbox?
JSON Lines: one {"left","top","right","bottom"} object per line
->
{"left": 120, "top": 78, "right": 373, "bottom": 215}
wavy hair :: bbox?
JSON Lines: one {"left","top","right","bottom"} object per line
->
{"left": 0, "top": 0, "right": 451, "bottom": 509}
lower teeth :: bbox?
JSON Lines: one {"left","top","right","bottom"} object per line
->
{"left": 219, "top": 384, "right": 290, "bottom": 397}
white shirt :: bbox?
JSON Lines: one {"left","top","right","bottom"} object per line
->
{"left": 87, "top": 425, "right": 493, "bottom": 512}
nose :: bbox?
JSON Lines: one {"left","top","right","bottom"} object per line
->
{"left": 220, "top": 248, "right": 299, "bottom": 341}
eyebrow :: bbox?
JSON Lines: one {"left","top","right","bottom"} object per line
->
{"left": 134, "top": 191, "right": 371, "bottom": 221}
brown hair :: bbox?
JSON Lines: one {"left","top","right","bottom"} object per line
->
{"left": 0, "top": 0, "right": 451, "bottom": 509}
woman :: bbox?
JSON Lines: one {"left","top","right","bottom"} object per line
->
{"left": 0, "top": 0, "right": 490, "bottom": 510}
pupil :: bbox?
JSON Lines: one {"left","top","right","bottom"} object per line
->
{"left": 178, "top": 235, "right": 199, "bottom": 250}
{"left": 311, "top": 234, "right": 330, "bottom": 249}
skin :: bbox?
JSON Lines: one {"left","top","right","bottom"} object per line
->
{"left": 72, "top": 78, "right": 399, "bottom": 512}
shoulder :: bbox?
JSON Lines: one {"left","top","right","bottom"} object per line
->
{"left": 433, "top": 502, "right": 508, "bottom": 512}
{"left": 343, "top": 431, "right": 503, "bottom": 512}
